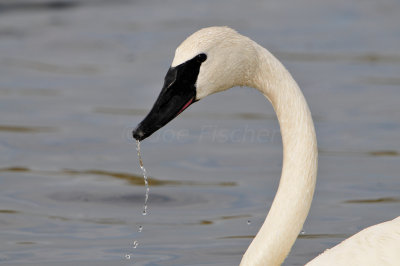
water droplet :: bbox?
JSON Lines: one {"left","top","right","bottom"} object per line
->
{"left": 138, "top": 225, "right": 143, "bottom": 232}
{"left": 125, "top": 254, "right": 131, "bottom": 260}
{"left": 132, "top": 240, "right": 139, "bottom": 249}
{"left": 247, "top": 220, "right": 251, "bottom": 225}
{"left": 300, "top": 229, "right": 306, "bottom": 235}
{"left": 136, "top": 140, "right": 150, "bottom": 216}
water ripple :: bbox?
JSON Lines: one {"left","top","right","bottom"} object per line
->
{"left": 343, "top": 197, "right": 400, "bottom": 204}
{"left": 0, "top": 125, "right": 55, "bottom": 133}
{"left": 0, "top": 166, "right": 236, "bottom": 187}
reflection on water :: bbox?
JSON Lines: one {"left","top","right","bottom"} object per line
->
{"left": 0, "top": 209, "right": 20, "bottom": 214}
{"left": 319, "top": 149, "right": 399, "bottom": 157}
{"left": 0, "top": 166, "right": 236, "bottom": 187}
{"left": 297, "top": 233, "right": 350, "bottom": 240}
{"left": 368, "top": 150, "right": 399, "bottom": 157}
{"left": 0, "top": 0, "right": 399, "bottom": 265}
{"left": 0, "top": 0, "right": 131, "bottom": 13}
{"left": 49, "top": 215, "right": 127, "bottom": 225}
{"left": 0, "top": 125, "right": 55, "bottom": 133}
{"left": 344, "top": 197, "right": 400, "bottom": 204}
{"left": 0, "top": 1, "right": 79, "bottom": 13}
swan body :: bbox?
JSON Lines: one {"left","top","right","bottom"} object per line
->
{"left": 133, "top": 26, "right": 400, "bottom": 265}
{"left": 307, "top": 216, "right": 400, "bottom": 265}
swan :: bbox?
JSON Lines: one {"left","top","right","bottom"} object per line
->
{"left": 132, "top": 26, "right": 400, "bottom": 265}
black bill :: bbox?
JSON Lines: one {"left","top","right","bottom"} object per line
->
{"left": 133, "top": 53, "right": 207, "bottom": 141}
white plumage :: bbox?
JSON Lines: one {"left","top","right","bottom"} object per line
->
{"left": 308, "top": 216, "right": 400, "bottom": 265}
{"left": 170, "top": 27, "right": 400, "bottom": 266}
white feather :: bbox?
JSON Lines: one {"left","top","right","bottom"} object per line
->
{"left": 171, "top": 26, "right": 400, "bottom": 266}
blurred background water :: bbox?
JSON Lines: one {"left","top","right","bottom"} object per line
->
{"left": 0, "top": 0, "right": 400, "bottom": 265}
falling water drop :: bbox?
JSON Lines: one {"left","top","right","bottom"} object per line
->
{"left": 125, "top": 254, "right": 131, "bottom": 260}
{"left": 247, "top": 220, "right": 251, "bottom": 225}
{"left": 136, "top": 140, "right": 149, "bottom": 216}
{"left": 300, "top": 229, "right": 306, "bottom": 235}
{"left": 133, "top": 240, "right": 139, "bottom": 249}
{"left": 138, "top": 225, "right": 143, "bottom": 232}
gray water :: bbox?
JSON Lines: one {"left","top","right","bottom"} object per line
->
{"left": 1, "top": 0, "right": 400, "bottom": 265}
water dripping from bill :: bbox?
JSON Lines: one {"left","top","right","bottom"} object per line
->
{"left": 136, "top": 140, "right": 149, "bottom": 216}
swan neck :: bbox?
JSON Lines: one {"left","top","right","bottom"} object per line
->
{"left": 240, "top": 45, "right": 318, "bottom": 266}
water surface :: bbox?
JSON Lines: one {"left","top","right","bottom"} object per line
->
{"left": 0, "top": 0, "right": 400, "bottom": 265}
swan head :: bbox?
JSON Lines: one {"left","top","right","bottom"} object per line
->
{"left": 133, "top": 27, "right": 257, "bottom": 141}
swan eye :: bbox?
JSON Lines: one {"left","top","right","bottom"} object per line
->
{"left": 196, "top": 53, "right": 207, "bottom": 63}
